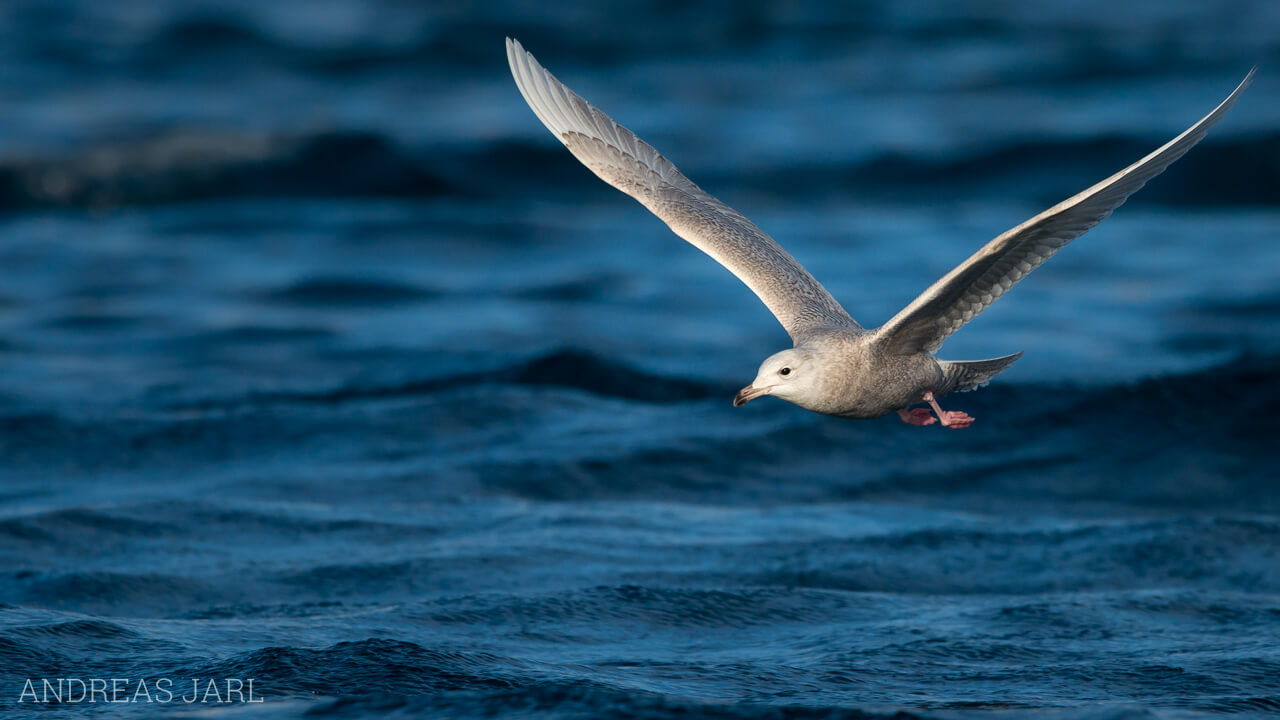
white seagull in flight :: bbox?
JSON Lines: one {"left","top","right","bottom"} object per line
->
{"left": 507, "top": 38, "right": 1253, "bottom": 428}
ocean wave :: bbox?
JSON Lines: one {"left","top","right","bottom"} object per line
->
{"left": 169, "top": 325, "right": 338, "bottom": 350}
{"left": 21, "top": 572, "right": 220, "bottom": 615}
{"left": 15, "top": 514, "right": 1270, "bottom": 616}
{"left": 244, "top": 345, "right": 1271, "bottom": 427}
{"left": 420, "top": 586, "right": 859, "bottom": 629}
{"left": 0, "top": 503, "right": 443, "bottom": 558}
{"left": 306, "top": 684, "right": 935, "bottom": 720}
{"left": 253, "top": 277, "right": 443, "bottom": 307}
{"left": 457, "top": 132, "right": 1280, "bottom": 208}
{"left": 14, "top": 1, "right": 1265, "bottom": 82}
{"left": 182, "top": 638, "right": 935, "bottom": 719}
{"left": 0, "top": 635, "right": 73, "bottom": 676}
{"left": 3, "top": 618, "right": 138, "bottom": 640}
{"left": 0, "top": 130, "right": 454, "bottom": 211}
{"left": 170, "top": 349, "right": 731, "bottom": 410}
{"left": 2, "top": 129, "right": 1276, "bottom": 212}
{"left": 4, "top": 350, "right": 1277, "bottom": 508}
{"left": 185, "top": 639, "right": 531, "bottom": 695}
{"left": 734, "top": 517, "right": 1280, "bottom": 595}
{"left": 832, "top": 134, "right": 1280, "bottom": 207}
{"left": 0, "top": 507, "right": 179, "bottom": 542}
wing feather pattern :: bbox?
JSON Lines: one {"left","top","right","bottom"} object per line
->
{"left": 877, "top": 69, "right": 1254, "bottom": 355}
{"left": 507, "top": 38, "right": 858, "bottom": 341}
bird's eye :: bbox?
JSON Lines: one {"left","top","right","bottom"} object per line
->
{"left": 779, "top": 367, "right": 791, "bottom": 376}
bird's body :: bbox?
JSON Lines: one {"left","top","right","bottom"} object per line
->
{"left": 804, "top": 330, "right": 925, "bottom": 419}
{"left": 506, "top": 38, "right": 1253, "bottom": 428}
{"left": 751, "top": 329, "right": 934, "bottom": 419}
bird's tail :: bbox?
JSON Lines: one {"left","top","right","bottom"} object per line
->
{"left": 936, "top": 352, "right": 1023, "bottom": 395}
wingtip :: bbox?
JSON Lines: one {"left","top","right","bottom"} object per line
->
{"left": 506, "top": 37, "right": 541, "bottom": 82}
{"left": 505, "top": 37, "right": 520, "bottom": 66}
{"left": 506, "top": 38, "right": 532, "bottom": 90}
{"left": 1213, "top": 66, "right": 1257, "bottom": 114}
{"left": 1241, "top": 65, "right": 1258, "bottom": 89}
{"left": 1225, "top": 66, "right": 1258, "bottom": 102}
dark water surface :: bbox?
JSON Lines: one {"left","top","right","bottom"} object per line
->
{"left": 1, "top": 1, "right": 1279, "bottom": 717}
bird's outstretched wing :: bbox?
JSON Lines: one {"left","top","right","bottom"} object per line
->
{"left": 507, "top": 38, "right": 859, "bottom": 342}
{"left": 876, "top": 69, "right": 1255, "bottom": 355}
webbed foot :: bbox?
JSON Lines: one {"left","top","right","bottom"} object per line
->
{"left": 897, "top": 408, "right": 937, "bottom": 426}
{"left": 923, "top": 391, "right": 975, "bottom": 429}
{"left": 937, "top": 410, "right": 974, "bottom": 429}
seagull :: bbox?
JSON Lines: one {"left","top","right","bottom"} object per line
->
{"left": 506, "top": 38, "right": 1253, "bottom": 428}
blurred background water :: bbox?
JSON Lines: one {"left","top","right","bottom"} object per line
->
{"left": 0, "top": 1, "right": 1279, "bottom": 718}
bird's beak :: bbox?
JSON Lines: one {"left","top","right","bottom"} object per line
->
{"left": 733, "top": 384, "right": 770, "bottom": 407}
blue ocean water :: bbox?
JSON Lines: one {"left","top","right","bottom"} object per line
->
{"left": 1, "top": 0, "right": 1279, "bottom": 717}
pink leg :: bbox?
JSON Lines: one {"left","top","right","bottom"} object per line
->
{"left": 923, "top": 391, "right": 973, "bottom": 429}
{"left": 897, "top": 407, "right": 937, "bottom": 426}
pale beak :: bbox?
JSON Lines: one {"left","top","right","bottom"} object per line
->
{"left": 733, "top": 384, "right": 771, "bottom": 407}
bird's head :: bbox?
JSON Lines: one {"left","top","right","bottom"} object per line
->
{"left": 734, "top": 348, "right": 819, "bottom": 408}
